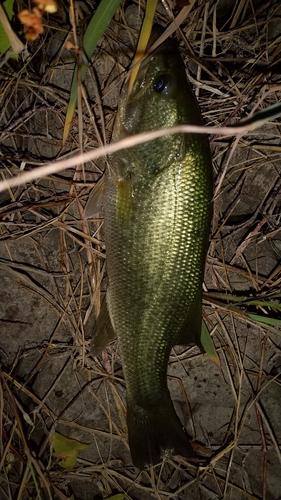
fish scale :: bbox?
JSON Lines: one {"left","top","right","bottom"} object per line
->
{"left": 90, "top": 27, "right": 213, "bottom": 469}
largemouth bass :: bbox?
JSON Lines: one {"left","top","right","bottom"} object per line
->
{"left": 90, "top": 28, "right": 213, "bottom": 469}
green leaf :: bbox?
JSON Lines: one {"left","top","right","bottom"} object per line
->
{"left": 201, "top": 320, "right": 220, "bottom": 369}
{"left": 105, "top": 495, "right": 124, "bottom": 500}
{"left": 50, "top": 432, "right": 88, "bottom": 470}
{"left": 63, "top": 0, "right": 122, "bottom": 144}
{"left": 0, "top": 0, "right": 14, "bottom": 54}
{"left": 2, "top": 0, "right": 13, "bottom": 23}
{"left": 0, "top": 0, "right": 23, "bottom": 57}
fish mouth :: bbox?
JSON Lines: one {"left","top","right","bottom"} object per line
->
{"left": 116, "top": 80, "right": 143, "bottom": 137}
{"left": 124, "top": 66, "right": 150, "bottom": 101}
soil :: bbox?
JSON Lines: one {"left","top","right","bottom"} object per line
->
{"left": 0, "top": 1, "right": 281, "bottom": 499}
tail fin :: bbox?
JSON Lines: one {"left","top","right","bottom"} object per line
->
{"left": 127, "top": 398, "right": 195, "bottom": 470}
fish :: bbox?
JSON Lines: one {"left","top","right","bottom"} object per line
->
{"left": 88, "top": 27, "right": 213, "bottom": 470}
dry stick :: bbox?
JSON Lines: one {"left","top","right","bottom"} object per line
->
{"left": 88, "top": 385, "right": 126, "bottom": 440}
{"left": 239, "top": 254, "right": 260, "bottom": 292}
{"left": 20, "top": 259, "right": 95, "bottom": 389}
{"left": 240, "top": 377, "right": 281, "bottom": 464}
{"left": 1, "top": 372, "right": 53, "bottom": 499}
{"left": 149, "top": 464, "right": 162, "bottom": 500}
{"left": 212, "top": 2, "right": 217, "bottom": 58}
{"left": 0, "top": 422, "right": 21, "bottom": 470}
{"left": 60, "top": 420, "right": 125, "bottom": 442}
{"left": 230, "top": 217, "right": 268, "bottom": 266}
{"left": 256, "top": 334, "right": 268, "bottom": 500}
{"left": 224, "top": 302, "right": 281, "bottom": 467}
{"left": 148, "top": 2, "right": 197, "bottom": 53}
{"left": 206, "top": 466, "right": 223, "bottom": 498}
{"left": 195, "top": 0, "right": 208, "bottom": 98}
{"left": 80, "top": 84, "right": 105, "bottom": 322}
{"left": 206, "top": 256, "right": 265, "bottom": 286}
{"left": 7, "top": 206, "right": 104, "bottom": 249}
{"left": 1, "top": 110, "right": 281, "bottom": 194}
{"left": 173, "top": 460, "right": 258, "bottom": 499}
{"left": 214, "top": 134, "right": 242, "bottom": 198}
{"left": 224, "top": 349, "right": 243, "bottom": 496}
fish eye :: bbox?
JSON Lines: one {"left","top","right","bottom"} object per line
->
{"left": 153, "top": 74, "right": 174, "bottom": 95}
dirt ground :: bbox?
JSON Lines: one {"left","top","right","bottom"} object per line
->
{"left": 0, "top": 0, "right": 281, "bottom": 499}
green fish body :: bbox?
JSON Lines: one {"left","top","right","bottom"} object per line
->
{"left": 91, "top": 29, "right": 213, "bottom": 469}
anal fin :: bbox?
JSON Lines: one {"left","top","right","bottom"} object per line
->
{"left": 177, "top": 292, "right": 205, "bottom": 351}
{"left": 91, "top": 297, "right": 116, "bottom": 356}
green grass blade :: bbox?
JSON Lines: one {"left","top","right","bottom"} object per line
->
{"left": 247, "top": 313, "right": 281, "bottom": 328}
{"left": 240, "top": 300, "right": 281, "bottom": 312}
{"left": 238, "top": 102, "right": 281, "bottom": 130}
{"left": 204, "top": 292, "right": 281, "bottom": 336}
{"left": 204, "top": 291, "right": 281, "bottom": 312}
{"left": 201, "top": 321, "right": 220, "bottom": 369}
{"left": 63, "top": 0, "right": 122, "bottom": 144}
{"left": 128, "top": 0, "right": 158, "bottom": 93}
{"left": 83, "top": 0, "right": 122, "bottom": 61}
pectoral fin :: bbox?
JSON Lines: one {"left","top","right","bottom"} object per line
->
{"left": 116, "top": 175, "right": 134, "bottom": 226}
{"left": 84, "top": 176, "right": 105, "bottom": 219}
{"left": 91, "top": 297, "right": 116, "bottom": 356}
{"left": 177, "top": 293, "right": 220, "bottom": 368}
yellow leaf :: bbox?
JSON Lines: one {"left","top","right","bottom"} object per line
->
{"left": 128, "top": 0, "right": 158, "bottom": 93}
{"left": 50, "top": 432, "right": 88, "bottom": 470}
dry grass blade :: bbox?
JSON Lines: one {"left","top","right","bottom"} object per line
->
{"left": 0, "top": 0, "right": 281, "bottom": 499}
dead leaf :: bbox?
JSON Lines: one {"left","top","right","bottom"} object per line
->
{"left": 18, "top": 0, "right": 57, "bottom": 41}
{"left": 33, "top": 0, "right": 57, "bottom": 14}
{"left": 65, "top": 40, "right": 75, "bottom": 51}
{"left": 18, "top": 8, "right": 43, "bottom": 41}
